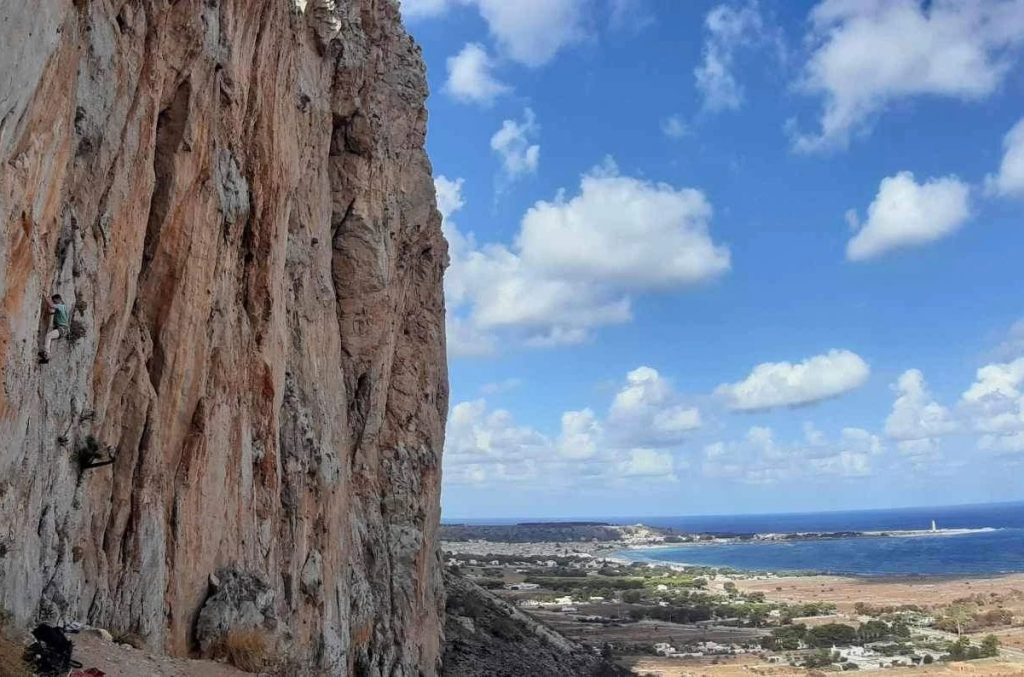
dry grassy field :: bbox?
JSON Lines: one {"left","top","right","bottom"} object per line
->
{"left": 736, "top": 574, "right": 1024, "bottom": 614}
{"left": 619, "top": 655, "right": 1024, "bottom": 677}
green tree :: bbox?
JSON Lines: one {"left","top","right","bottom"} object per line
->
{"left": 621, "top": 590, "right": 643, "bottom": 604}
{"left": 761, "top": 624, "right": 807, "bottom": 651}
{"left": 981, "top": 634, "right": 1000, "bottom": 658}
{"left": 857, "top": 619, "right": 890, "bottom": 643}
{"left": 802, "top": 649, "right": 839, "bottom": 668}
{"left": 807, "top": 623, "right": 859, "bottom": 648}
{"left": 948, "top": 636, "right": 971, "bottom": 660}
{"left": 946, "top": 603, "right": 973, "bottom": 637}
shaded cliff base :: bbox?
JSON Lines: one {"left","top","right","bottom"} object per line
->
{"left": 1, "top": 573, "right": 631, "bottom": 677}
{"left": 441, "top": 572, "right": 632, "bottom": 677}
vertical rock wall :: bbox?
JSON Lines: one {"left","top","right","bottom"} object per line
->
{"left": 0, "top": 0, "right": 448, "bottom": 674}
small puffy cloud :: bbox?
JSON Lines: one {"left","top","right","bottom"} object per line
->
{"left": 960, "top": 358, "right": 1024, "bottom": 443}
{"left": 793, "top": 0, "right": 1024, "bottom": 152}
{"left": 558, "top": 409, "right": 604, "bottom": 459}
{"left": 444, "top": 399, "right": 551, "bottom": 484}
{"left": 987, "top": 117, "right": 1024, "bottom": 197}
{"left": 609, "top": 367, "right": 702, "bottom": 446}
{"left": 435, "top": 176, "right": 465, "bottom": 221}
{"left": 808, "top": 451, "right": 871, "bottom": 477}
{"left": 885, "top": 369, "right": 958, "bottom": 443}
{"left": 445, "top": 43, "right": 510, "bottom": 105}
{"left": 446, "top": 160, "right": 730, "bottom": 349}
{"left": 979, "top": 432, "right": 1024, "bottom": 454}
{"left": 474, "top": 0, "right": 587, "bottom": 67}
{"left": 695, "top": 2, "right": 780, "bottom": 112}
{"left": 702, "top": 423, "right": 881, "bottom": 483}
{"left": 443, "top": 394, "right": 685, "bottom": 489}
{"left": 661, "top": 115, "right": 689, "bottom": 140}
{"left": 517, "top": 160, "right": 730, "bottom": 289}
{"left": 846, "top": 172, "right": 970, "bottom": 261}
{"left": 715, "top": 349, "right": 870, "bottom": 411}
{"left": 840, "top": 427, "right": 885, "bottom": 456}
{"left": 491, "top": 108, "right": 540, "bottom": 179}
{"left": 403, "top": 0, "right": 587, "bottom": 66}
{"left": 616, "top": 449, "right": 677, "bottom": 480}
{"left": 400, "top": 0, "right": 458, "bottom": 20}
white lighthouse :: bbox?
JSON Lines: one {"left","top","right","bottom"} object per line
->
{"left": 931, "top": 520, "right": 937, "bottom": 532}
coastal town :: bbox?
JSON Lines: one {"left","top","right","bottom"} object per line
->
{"left": 443, "top": 522, "right": 1024, "bottom": 675}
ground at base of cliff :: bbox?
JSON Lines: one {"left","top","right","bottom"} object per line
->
{"left": 1, "top": 628, "right": 253, "bottom": 677}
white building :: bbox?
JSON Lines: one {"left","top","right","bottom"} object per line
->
{"left": 506, "top": 583, "right": 539, "bottom": 591}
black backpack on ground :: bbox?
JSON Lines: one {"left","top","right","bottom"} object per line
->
{"left": 22, "top": 623, "right": 82, "bottom": 675}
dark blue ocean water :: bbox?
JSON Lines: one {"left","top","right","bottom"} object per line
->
{"left": 449, "top": 501, "right": 1024, "bottom": 576}
{"left": 621, "top": 502, "right": 1024, "bottom": 576}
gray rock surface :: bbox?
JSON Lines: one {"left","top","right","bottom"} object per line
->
{"left": 0, "top": 0, "right": 447, "bottom": 674}
{"left": 195, "top": 569, "right": 279, "bottom": 653}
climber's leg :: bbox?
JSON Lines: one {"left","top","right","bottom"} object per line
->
{"left": 40, "top": 329, "right": 60, "bottom": 362}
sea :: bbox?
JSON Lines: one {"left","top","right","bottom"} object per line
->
{"left": 450, "top": 501, "right": 1024, "bottom": 577}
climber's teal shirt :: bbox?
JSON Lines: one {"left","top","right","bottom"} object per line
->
{"left": 53, "top": 304, "right": 69, "bottom": 329}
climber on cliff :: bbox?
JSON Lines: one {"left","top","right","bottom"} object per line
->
{"left": 38, "top": 292, "right": 70, "bottom": 364}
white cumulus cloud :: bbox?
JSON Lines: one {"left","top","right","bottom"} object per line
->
{"left": 702, "top": 424, "right": 882, "bottom": 483}
{"left": 445, "top": 161, "right": 730, "bottom": 349}
{"left": 491, "top": 108, "right": 540, "bottom": 180}
{"left": 715, "top": 349, "right": 870, "bottom": 411}
{"left": 987, "top": 117, "right": 1024, "bottom": 197}
{"left": 609, "top": 367, "right": 702, "bottom": 447}
{"left": 616, "top": 449, "right": 677, "bottom": 480}
{"left": 961, "top": 358, "right": 1024, "bottom": 441}
{"left": 400, "top": 0, "right": 458, "bottom": 20}
{"left": 474, "top": 0, "right": 587, "bottom": 67}
{"left": 885, "top": 369, "right": 958, "bottom": 444}
{"left": 793, "top": 0, "right": 1024, "bottom": 152}
{"left": 402, "top": 0, "right": 587, "bottom": 66}
{"left": 558, "top": 409, "right": 604, "bottom": 460}
{"left": 845, "top": 171, "right": 970, "bottom": 261}
{"left": 444, "top": 399, "right": 551, "bottom": 484}
{"left": 445, "top": 43, "right": 510, "bottom": 105}
{"left": 517, "top": 160, "right": 730, "bottom": 289}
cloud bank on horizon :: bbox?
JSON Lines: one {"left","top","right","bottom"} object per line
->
{"left": 403, "top": 0, "right": 1024, "bottom": 517}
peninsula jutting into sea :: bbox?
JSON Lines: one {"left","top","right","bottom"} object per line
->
{"left": 441, "top": 503, "right": 1024, "bottom": 675}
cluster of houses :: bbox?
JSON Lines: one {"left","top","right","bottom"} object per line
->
{"left": 445, "top": 554, "right": 613, "bottom": 571}
{"left": 514, "top": 594, "right": 611, "bottom": 613}
{"left": 834, "top": 645, "right": 943, "bottom": 669}
{"left": 654, "top": 641, "right": 755, "bottom": 658}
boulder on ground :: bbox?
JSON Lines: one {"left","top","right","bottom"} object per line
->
{"left": 194, "top": 569, "right": 279, "bottom": 653}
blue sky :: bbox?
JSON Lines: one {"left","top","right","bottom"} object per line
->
{"left": 400, "top": 0, "right": 1024, "bottom": 519}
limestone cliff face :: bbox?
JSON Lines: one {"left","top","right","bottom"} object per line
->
{"left": 0, "top": 0, "right": 448, "bottom": 674}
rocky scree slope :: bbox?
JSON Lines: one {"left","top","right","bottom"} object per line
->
{"left": 442, "top": 572, "right": 631, "bottom": 677}
{"left": 0, "top": 0, "right": 448, "bottom": 674}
